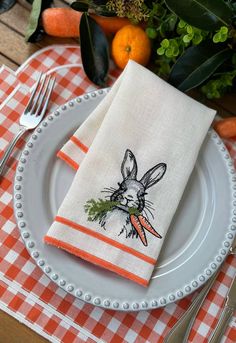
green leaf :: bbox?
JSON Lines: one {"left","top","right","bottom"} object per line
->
{"left": 157, "top": 47, "right": 165, "bottom": 55}
{"left": 146, "top": 27, "right": 158, "bottom": 39}
{"left": 71, "top": 1, "right": 89, "bottom": 12}
{"left": 169, "top": 43, "right": 233, "bottom": 92}
{"left": 192, "top": 33, "right": 202, "bottom": 44}
{"left": 161, "top": 39, "right": 169, "bottom": 48}
{"left": 183, "top": 34, "right": 192, "bottom": 43}
{"left": 220, "top": 26, "right": 228, "bottom": 34}
{"left": 79, "top": 12, "right": 109, "bottom": 86}
{"left": 167, "top": 14, "right": 178, "bottom": 31}
{"left": 25, "top": 0, "right": 42, "bottom": 42}
{"left": 186, "top": 25, "right": 193, "bottom": 34}
{"left": 0, "top": 0, "right": 16, "bottom": 14}
{"left": 164, "top": 0, "right": 232, "bottom": 31}
{"left": 166, "top": 48, "right": 173, "bottom": 58}
{"left": 25, "top": 0, "right": 53, "bottom": 42}
{"left": 178, "top": 19, "right": 186, "bottom": 28}
{"left": 213, "top": 32, "right": 221, "bottom": 42}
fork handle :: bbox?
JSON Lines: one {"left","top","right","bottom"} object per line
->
{"left": 0, "top": 127, "right": 27, "bottom": 176}
{"left": 208, "top": 303, "right": 234, "bottom": 343}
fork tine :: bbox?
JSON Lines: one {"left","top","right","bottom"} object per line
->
{"left": 36, "top": 77, "right": 56, "bottom": 119}
{"left": 29, "top": 74, "right": 48, "bottom": 115}
{"left": 34, "top": 75, "right": 53, "bottom": 117}
{"left": 24, "top": 72, "right": 43, "bottom": 114}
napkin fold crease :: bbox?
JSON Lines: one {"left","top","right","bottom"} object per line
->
{"left": 45, "top": 61, "right": 216, "bottom": 286}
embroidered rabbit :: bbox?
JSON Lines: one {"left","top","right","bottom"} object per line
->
{"left": 99, "top": 149, "right": 167, "bottom": 246}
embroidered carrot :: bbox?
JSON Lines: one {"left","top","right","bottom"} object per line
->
{"left": 138, "top": 215, "right": 162, "bottom": 239}
{"left": 130, "top": 214, "right": 147, "bottom": 246}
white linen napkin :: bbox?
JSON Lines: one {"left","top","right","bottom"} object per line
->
{"left": 45, "top": 60, "right": 215, "bottom": 286}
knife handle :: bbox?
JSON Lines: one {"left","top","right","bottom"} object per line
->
{"left": 208, "top": 299, "right": 235, "bottom": 343}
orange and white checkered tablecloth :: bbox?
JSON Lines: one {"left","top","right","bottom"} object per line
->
{"left": 0, "top": 45, "right": 235, "bottom": 343}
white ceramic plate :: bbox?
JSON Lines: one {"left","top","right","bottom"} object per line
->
{"left": 14, "top": 89, "right": 236, "bottom": 311}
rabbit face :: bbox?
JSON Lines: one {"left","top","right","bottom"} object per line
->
{"left": 86, "top": 149, "right": 167, "bottom": 245}
{"left": 110, "top": 149, "right": 167, "bottom": 214}
{"left": 111, "top": 179, "right": 146, "bottom": 212}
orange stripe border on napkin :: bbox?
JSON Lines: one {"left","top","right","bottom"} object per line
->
{"left": 44, "top": 216, "right": 157, "bottom": 286}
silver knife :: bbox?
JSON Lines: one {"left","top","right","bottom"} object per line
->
{"left": 208, "top": 272, "right": 236, "bottom": 343}
{"left": 164, "top": 243, "right": 236, "bottom": 343}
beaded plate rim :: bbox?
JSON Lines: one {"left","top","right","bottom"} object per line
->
{"left": 13, "top": 88, "right": 236, "bottom": 311}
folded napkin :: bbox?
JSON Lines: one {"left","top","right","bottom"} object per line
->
{"left": 45, "top": 61, "right": 215, "bottom": 286}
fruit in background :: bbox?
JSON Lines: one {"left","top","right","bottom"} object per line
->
{"left": 111, "top": 25, "right": 151, "bottom": 69}
{"left": 42, "top": 8, "right": 82, "bottom": 37}
{"left": 214, "top": 117, "right": 236, "bottom": 139}
{"left": 90, "top": 15, "right": 131, "bottom": 36}
{"left": 42, "top": 8, "right": 131, "bottom": 37}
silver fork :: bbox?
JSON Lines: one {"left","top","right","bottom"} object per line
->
{"left": 0, "top": 73, "right": 56, "bottom": 176}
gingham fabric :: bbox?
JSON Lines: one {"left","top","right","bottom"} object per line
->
{"left": 0, "top": 45, "right": 235, "bottom": 343}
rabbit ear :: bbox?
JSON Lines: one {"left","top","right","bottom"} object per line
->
{"left": 121, "top": 149, "right": 138, "bottom": 179}
{"left": 141, "top": 163, "right": 167, "bottom": 189}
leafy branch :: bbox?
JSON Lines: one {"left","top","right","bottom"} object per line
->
{"left": 22, "top": 0, "right": 236, "bottom": 99}
{"left": 145, "top": 0, "right": 236, "bottom": 98}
